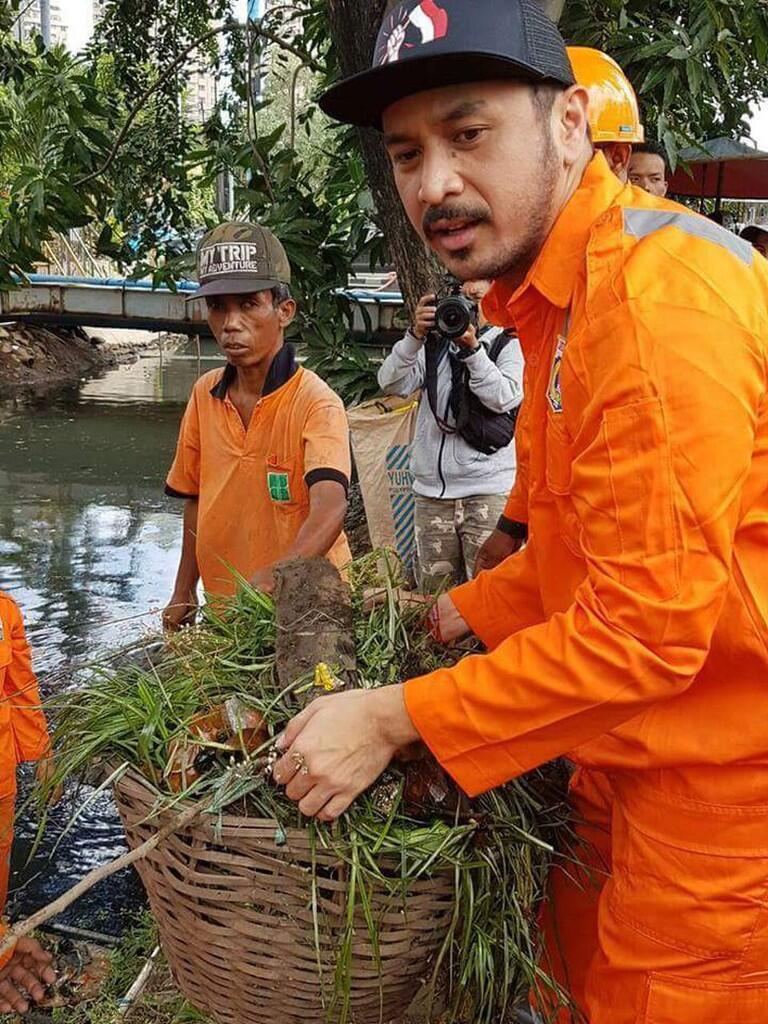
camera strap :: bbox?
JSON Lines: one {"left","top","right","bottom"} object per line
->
{"left": 425, "top": 328, "right": 514, "bottom": 438}
{"left": 424, "top": 333, "right": 456, "bottom": 435}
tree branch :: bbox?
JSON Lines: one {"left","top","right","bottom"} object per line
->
{"left": 245, "top": 17, "right": 276, "bottom": 203}
{"left": 0, "top": 756, "right": 270, "bottom": 960}
{"left": 75, "top": 19, "right": 323, "bottom": 188}
{"left": 0, "top": 801, "right": 203, "bottom": 960}
{"left": 289, "top": 61, "right": 304, "bottom": 149}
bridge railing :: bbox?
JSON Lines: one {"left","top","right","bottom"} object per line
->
{"left": 39, "top": 228, "right": 116, "bottom": 280}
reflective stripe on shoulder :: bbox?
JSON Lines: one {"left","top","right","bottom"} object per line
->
{"left": 623, "top": 208, "right": 754, "bottom": 267}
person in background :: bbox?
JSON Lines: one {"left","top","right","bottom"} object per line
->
{"left": 378, "top": 279, "right": 524, "bottom": 591}
{"left": 0, "top": 592, "right": 56, "bottom": 1013}
{"left": 741, "top": 220, "right": 768, "bottom": 258}
{"left": 628, "top": 140, "right": 670, "bottom": 197}
{"left": 163, "top": 222, "right": 351, "bottom": 627}
{"left": 567, "top": 46, "right": 645, "bottom": 183}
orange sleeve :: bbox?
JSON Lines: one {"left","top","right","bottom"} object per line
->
{"left": 405, "top": 302, "right": 762, "bottom": 796}
{"left": 165, "top": 388, "right": 201, "bottom": 498}
{"left": 302, "top": 399, "right": 352, "bottom": 490}
{"left": 449, "top": 541, "right": 545, "bottom": 650}
{"left": 4, "top": 601, "right": 49, "bottom": 764}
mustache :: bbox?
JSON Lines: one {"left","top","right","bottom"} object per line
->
{"left": 422, "top": 205, "right": 490, "bottom": 234}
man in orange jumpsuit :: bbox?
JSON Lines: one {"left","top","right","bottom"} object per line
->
{"left": 472, "top": 45, "right": 650, "bottom": 1019}
{"left": 0, "top": 592, "right": 57, "bottom": 1013}
{"left": 273, "top": 3, "right": 768, "bottom": 1021}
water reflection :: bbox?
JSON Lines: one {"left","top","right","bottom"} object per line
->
{"left": 0, "top": 336, "right": 223, "bottom": 675}
{"left": 1, "top": 334, "right": 224, "bottom": 934}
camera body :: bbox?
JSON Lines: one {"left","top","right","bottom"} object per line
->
{"left": 433, "top": 275, "right": 478, "bottom": 341}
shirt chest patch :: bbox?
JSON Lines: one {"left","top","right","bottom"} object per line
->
{"left": 547, "top": 334, "right": 567, "bottom": 414}
{"left": 267, "top": 471, "right": 291, "bottom": 503}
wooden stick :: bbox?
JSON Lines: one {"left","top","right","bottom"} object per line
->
{"left": 116, "top": 944, "right": 162, "bottom": 1018}
{"left": 0, "top": 801, "right": 202, "bottom": 960}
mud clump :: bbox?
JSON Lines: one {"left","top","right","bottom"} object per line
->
{"left": 273, "top": 558, "right": 357, "bottom": 707}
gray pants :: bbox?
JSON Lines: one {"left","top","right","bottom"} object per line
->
{"left": 414, "top": 493, "right": 508, "bottom": 593}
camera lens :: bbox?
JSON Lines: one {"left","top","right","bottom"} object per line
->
{"left": 435, "top": 297, "right": 471, "bottom": 339}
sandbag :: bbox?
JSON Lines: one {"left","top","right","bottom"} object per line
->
{"left": 347, "top": 394, "right": 418, "bottom": 572}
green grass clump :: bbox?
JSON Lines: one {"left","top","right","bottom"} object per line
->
{"left": 40, "top": 554, "right": 573, "bottom": 1024}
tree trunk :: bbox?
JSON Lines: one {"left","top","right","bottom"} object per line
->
{"left": 327, "top": 0, "right": 440, "bottom": 314}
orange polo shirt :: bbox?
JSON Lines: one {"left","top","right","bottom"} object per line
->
{"left": 404, "top": 153, "right": 768, "bottom": 796}
{"left": 166, "top": 346, "right": 352, "bottom": 596}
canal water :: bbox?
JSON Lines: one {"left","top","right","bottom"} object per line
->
{"left": 2, "top": 334, "right": 225, "bottom": 936}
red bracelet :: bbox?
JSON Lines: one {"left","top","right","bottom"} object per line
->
{"left": 426, "top": 602, "right": 444, "bottom": 644}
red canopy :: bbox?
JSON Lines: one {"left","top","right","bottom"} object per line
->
{"left": 668, "top": 138, "right": 768, "bottom": 201}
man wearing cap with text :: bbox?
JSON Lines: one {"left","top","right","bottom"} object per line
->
{"left": 272, "top": 3, "right": 768, "bottom": 1022}
{"left": 163, "top": 222, "right": 351, "bottom": 626}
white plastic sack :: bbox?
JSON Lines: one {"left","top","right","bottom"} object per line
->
{"left": 347, "top": 394, "right": 419, "bottom": 572}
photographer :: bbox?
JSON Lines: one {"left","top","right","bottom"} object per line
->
{"left": 378, "top": 279, "right": 524, "bottom": 592}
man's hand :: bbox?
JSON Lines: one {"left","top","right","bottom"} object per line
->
{"left": 0, "top": 937, "right": 56, "bottom": 1014}
{"left": 162, "top": 590, "right": 198, "bottom": 632}
{"left": 455, "top": 323, "right": 480, "bottom": 352}
{"left": 250, "top": 566, "right": 276, "bottom": 596}
{"left": 474, "top": 528, "right": 524, "bottom": 576}
{"left": 411, "top": 293, "right": 437, "bottom": 341}
{"left": 273, "top": 686, "right": 419, "bottom": 822}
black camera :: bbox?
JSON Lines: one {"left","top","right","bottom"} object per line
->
{"left": 433, "top": 276, "right": 478, "bottom": 341}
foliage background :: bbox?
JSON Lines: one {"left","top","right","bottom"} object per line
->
{"left": 1, "top": 0, "right": 767, "bottom": 400}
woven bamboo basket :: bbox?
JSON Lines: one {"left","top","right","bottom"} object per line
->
{"left": 114, "top": 770, "right": 457, "bottom": 1024}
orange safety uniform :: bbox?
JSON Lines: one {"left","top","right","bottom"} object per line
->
{"left": 0, "top": 593, "right": 50, "bottom": 965}
{"left": 405, "top": 153, "right": 768, "bottom": 1023}
{"left": 166, "top": 346, "right": 352, "bottom": 595}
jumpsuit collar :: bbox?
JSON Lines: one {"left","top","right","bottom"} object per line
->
{"left": 210, "top": 343, "right": 297, "bottom": 400}
{"left": 483, "top": 151, "right": 626, "bottom": 325}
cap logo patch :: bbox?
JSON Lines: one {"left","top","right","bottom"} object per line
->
{"left": 377, "top": 0, "right": 449, "bottom": 65}
{"left": 199, "top": 242, "right": 267, "bottom": 280}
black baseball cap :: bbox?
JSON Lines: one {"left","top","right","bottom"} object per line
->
{"left": 320, "top": 0, "right": 575, "bottom": 129}
{"left": 190, "top": 222, "right": 291, "bottom": 300}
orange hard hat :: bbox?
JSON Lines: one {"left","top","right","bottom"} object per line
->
{"left": 567, "top": 46, "right": 645, "bottom": 144}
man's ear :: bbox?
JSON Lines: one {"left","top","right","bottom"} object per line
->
{"left": 277, "top": 298, "right": 297, "bottom": 329}
{"left": 557, "top": 84, "right": 591, "bottom": 169}
{"left": 604, "top": 142, "right": 632, "bottom": 181}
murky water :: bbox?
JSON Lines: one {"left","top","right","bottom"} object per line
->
{"left": 2, "top": 334, "right": 224, "bottom": 936}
